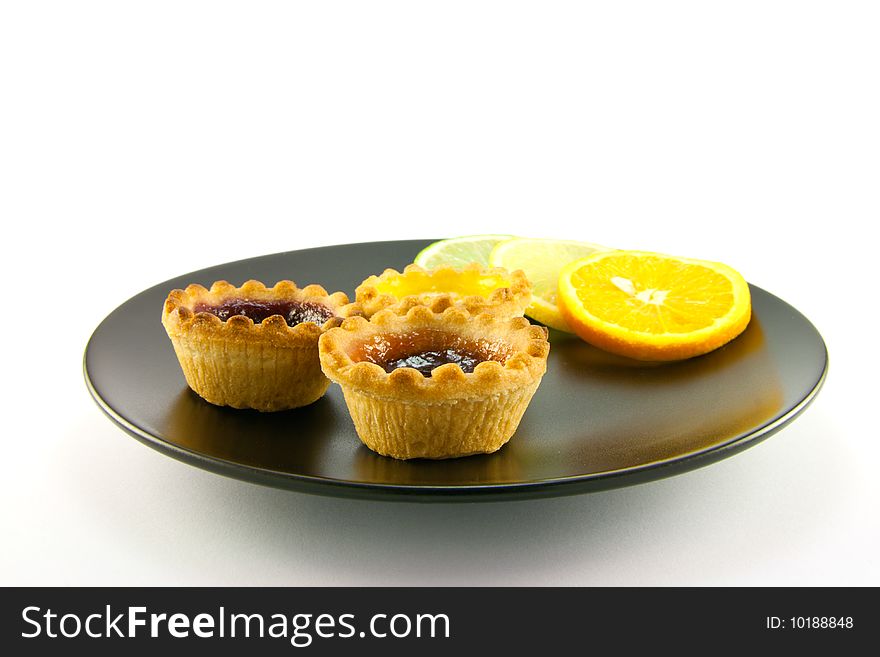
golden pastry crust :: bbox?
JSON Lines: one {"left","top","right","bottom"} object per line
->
{"left": 355, "top": 263, "right": 532, "bottom": 319}
{"left": 319, "top": 305, "right": 550, "bottom": 459}
{"left": 162, "top": 280, "right": 358, "bottom": 411}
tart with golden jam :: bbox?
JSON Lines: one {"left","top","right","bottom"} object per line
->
{"left": 355, "top": 263, "right": 532, "bottom": 319}
{"left": 318, "top": 305, "right": 549, "bottom": 459}
{"left": 162, "top": 280, "right": 356, "bottom": 411}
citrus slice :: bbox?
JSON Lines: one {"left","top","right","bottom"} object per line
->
{"left": 557, "top": 250, "right": 751, "bottom": 361}
{"left": 489, "top": 237, "right": 612, "bottom": 331}
{"left": 414, "top": 235, "right": 513, "bottom": 270}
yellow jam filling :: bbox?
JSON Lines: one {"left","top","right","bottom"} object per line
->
{"left": 374, "top": 269, "right": 511, "bottom": 300}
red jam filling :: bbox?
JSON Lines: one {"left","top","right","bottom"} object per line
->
{"left": 382, "top": 348, "right": 483, "bottom": 376}
{"left": 356, "top": 330, "right": 509, "bottom": 378}
{"left": 194, "top": 299, "right": 334, "bottom": 327}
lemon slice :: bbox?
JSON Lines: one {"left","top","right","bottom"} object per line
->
{"left": 557, "top": 250, "right": 752, "bottom": 361}
{"left": 489, "top": 237, "right": 612, "bottom": 331}
{"left": 414, "top": 235, "right": 514, "bottom": 270}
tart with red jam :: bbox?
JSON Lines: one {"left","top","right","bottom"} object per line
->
{"left": 355, "top": 263, "right": 532, "bottom": 319}
{"left": 318, "top": 305, "right": 550, "bottom": 459}
{"left": 162, "top": 280, "right": 356, "bottom": 411}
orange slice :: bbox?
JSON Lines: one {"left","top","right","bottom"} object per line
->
{"left": 557, "top": 251, "right": 751, "bottom": 361}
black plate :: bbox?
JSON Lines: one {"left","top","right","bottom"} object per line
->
{"left": 84, "top": 240, "right": 827, "bottom": 501}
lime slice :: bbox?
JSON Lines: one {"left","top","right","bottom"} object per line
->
{"left": 414, "top": 235, "right": 514, "bottom": 270}
{"left": 489, "top": 237, "right": 613, "bottom": 331}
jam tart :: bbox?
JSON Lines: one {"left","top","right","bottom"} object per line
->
{"left": 355, "top": 263, "right": 532, "bottom": 319}
{"left": 162, "top": 280, "right": 357, "bottom": 411}
{"left": 318, "top": 305, "right": 550, "bottom": 459}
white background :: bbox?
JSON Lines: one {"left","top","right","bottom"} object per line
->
{"left": 2, "top": 1, "right": 877, "bottom": 585}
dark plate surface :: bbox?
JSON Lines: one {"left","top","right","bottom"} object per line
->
{"left": 84, "top": 240, "right": 827, "bottom": 501}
